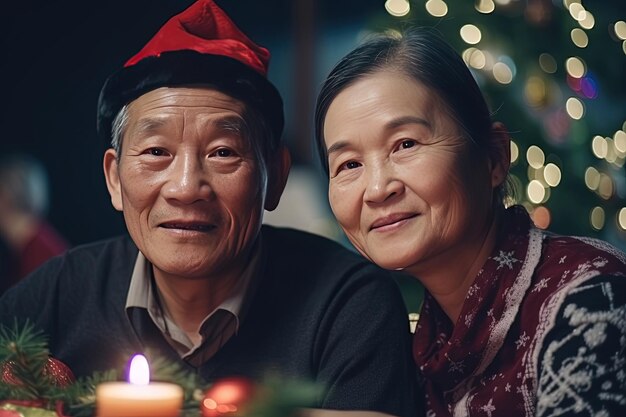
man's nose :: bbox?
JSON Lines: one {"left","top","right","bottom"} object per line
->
{"left": 363, "top": 163, "right": 404, "bottom": 204}
{"left": 162, "top": 154, "right": 213, "bottom": 203}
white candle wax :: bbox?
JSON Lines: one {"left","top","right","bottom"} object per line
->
{"left": 96, "top": 381, "right": 184, "bottom": 417}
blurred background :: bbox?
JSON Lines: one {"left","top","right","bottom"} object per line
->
{"left": 1, "top": 0, "right": 625, "bottom": 255}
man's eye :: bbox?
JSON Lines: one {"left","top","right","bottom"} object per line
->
{"left": 147, "top": 148, "right": 166, "bottom": 156}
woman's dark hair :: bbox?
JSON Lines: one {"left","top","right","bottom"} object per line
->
{"left": 314, "top": 28, "right": 494, "bottom": 175}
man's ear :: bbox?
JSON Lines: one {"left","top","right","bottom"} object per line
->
{"left": 490, "top": 122, "right": 511, "bottom": 189}
{"left": 103, "top": 149, "right": 124, "bottom": 212}
{"left": 264, "top": 146, "right": 291, "bottom": 211}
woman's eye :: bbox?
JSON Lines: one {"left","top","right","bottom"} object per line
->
{"left": 399, "top": 140, "right": 417, "bottom": 149}
{"left": 336, "top": 160, "right": 361, "bottom": 174}
{"left": 214, "top": 148, "right": 235, "bottom": 157}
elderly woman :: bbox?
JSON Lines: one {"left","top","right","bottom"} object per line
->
{"left": 315, "top": 29, "right": 626, "bottom": 417}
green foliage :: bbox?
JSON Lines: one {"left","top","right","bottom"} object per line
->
{"left": 1, "top": 322, "right": 321, "bottom": 417}
{"left": 0, "top": 320, "right": 55, "bottom": 403}
{"left": 245, "top": 376, "right": 323, "bottom": 417}
{"left": 144, "top": 350, "right": 209, "bottom": 415}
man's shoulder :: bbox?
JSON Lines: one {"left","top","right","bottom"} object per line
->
{"left": 258, "top": 224, "right": 407, "bottom": 314}
{"left": 66, "top": 234, "right": 137, "bottom": 259}
{"left": 260, "top": 225, "right": 396, "bottom": 289}
{"left": 261, "top": 224, "right": 366, "bottom": 264}
{"left": 24, "top": 234, "right": 137, "bottom": 284}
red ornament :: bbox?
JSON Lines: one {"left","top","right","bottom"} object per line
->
{"left": 43, "top": 357, "right": 75, "bottom": 387}
{"left": 1, "top": 357, "right": 75, "bottom": 387}
{"left": 201, "top": 377, "right": 256, "bottom": 417}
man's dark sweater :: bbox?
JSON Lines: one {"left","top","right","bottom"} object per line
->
{"left": 0, "top": 225, "right": 417, "bottom": 416}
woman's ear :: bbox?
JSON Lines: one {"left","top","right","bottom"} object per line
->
{"left": 264, "top": 146, "right": 292, "bottom": 211}
{"left": 490, "top": 122, "right": 511, "bottom": 189}
{"left": 103, "top": 149, "right": 124, "bottom": 212}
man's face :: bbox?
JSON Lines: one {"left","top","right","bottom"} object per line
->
{"left": 104, "top": 87, "right": 271, "bottom": 281}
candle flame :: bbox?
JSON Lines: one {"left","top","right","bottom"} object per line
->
{"left": 128, "top": 354, "right": 150, "bottom": 385}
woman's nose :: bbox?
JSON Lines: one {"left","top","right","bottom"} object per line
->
{"left": 363, "top": 164, "right": 404, "bottom": 204}
{"left": 161, "top": 154, "right": 213, "bottom": 204}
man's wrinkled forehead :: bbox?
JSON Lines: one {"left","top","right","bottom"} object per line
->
{"left": 125, "top": 86, "right": 250, "bottom": 131}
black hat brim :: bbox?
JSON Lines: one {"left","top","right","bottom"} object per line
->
{"left": 97, "top": 50, "right": 284, "bottom": 148}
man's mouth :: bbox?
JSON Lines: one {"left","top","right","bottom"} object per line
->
{"left": 159, "top": 222, "right": 215, "bottom": 232}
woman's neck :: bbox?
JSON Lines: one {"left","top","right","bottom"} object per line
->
{"left": 408, "top": 208, "right": 503, "bottom": 324}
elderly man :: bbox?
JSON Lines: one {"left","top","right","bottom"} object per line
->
{"left": 0, "top": 1, "right": 416, "bottom": 415}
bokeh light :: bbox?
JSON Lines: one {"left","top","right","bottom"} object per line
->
{"left": 584, "top": 166, "right": 600, "bottom": 190}
{"left": 527, "top": 145, "right": 545, "bottom": 168}
{"left": 565, "top": 57, "right": 586, "bottom": 78}
{"left": 565, "top": 97, "right": 584, "bottom": 120}
{"left": 524, "top": 76, "right": 547, "bottom": 107}
{"left": 614, "top": 130, "right": 626, "bottom": 153}
{"left": 425, "top": 0, "right": 448, "bottom": 17}
{"left": 568, "top": 3, "right": 585, "bottom": 21}
{"left": 469, "top": 49, "right": 486, "bottom": 69}
{"left": 532, "top": 206, "right": 551, "bottom": 229}
{"left": 618, "top": 207, "right": 626, "bottom": 231}
{"left": 614, "top": 21, "right": 626, "bottom": 40}
{"left": 510, "top": 140, "right": 519, "bottom": 164}
{"left": 527, "top": 180, "right": 546, "bottom": 204}
{"left": 597, "top": 174, "right": 614, "bottom": 199}
{"left": 592, "top": 135, "right": 608, "bottom": 159}
{"left": 578, "top": 11, "right": 595, "bottom": 29}
{"left": 385, "top": 0, "right": 410, "bottom": 17}
{"left": 493, "top": 62, "right": 513, "bottom": 84}
{"left": 463, "top": 48, "right": 488, "bottom": 70}
{"left": 543, "top": 163, "right": 562, "bottom": 187}
{"left": 475, "top": 0, "right": 495, "bottom": 14}
{"left": 580, "top": 75, "right": 598, "bottom": 99}
{"left": 539, "top": 53, "right": 557, "bottom": 74}
{"left": 570, "top": 28, "right": 588, "bottom": 48}
{"left": 590, "top": 206, "right": 605, "bottom": 230}
{"left": 460, "top": 24, "right": 482, "bottom": 44}
{"left": 605, "top": 138, "right": 617, "bottom": 164}
{"left": 528, "top": 165, "right": 541, "bottom": 182}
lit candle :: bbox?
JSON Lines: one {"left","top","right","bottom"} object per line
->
{"left": 96, "top": 354, "right": 184, "bottom": 417}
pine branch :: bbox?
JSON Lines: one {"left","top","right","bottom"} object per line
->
{"left": 1, "top": 322, "right": 322, "bottom": 417}
{"left": 0, "top": 320, "right": 52, "bottom": 402}
{"left": 145, "top": 350, "right": 208, "bottom": 406}
{"left": 61, "top": 369, "right": 118, "bottom": 417}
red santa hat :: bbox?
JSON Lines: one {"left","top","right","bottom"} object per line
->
{"left": 97, "top": 0, "right": 283, "bottom": 147}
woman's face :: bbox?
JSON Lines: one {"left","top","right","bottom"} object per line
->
{"left": 323, "top": 71, "right": 500, "bottom": 275}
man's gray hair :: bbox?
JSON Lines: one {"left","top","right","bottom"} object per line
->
{"left": 111, "top": 105, "right": 129, "bottom": 156}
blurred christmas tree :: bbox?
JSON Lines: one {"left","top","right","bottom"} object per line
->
{"left": 363, "top": 0, "right": 626, "bottom": 248}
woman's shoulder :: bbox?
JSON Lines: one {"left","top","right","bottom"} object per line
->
{"left": 537, "top": 231, "right": 626, "bottom": 283}
{"left": 544, "top": 232, "right": 625, "bottom": 260}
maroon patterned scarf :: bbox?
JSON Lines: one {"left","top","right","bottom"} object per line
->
{"left": 413, "top": 206, "right": 626, "bottom": 416}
